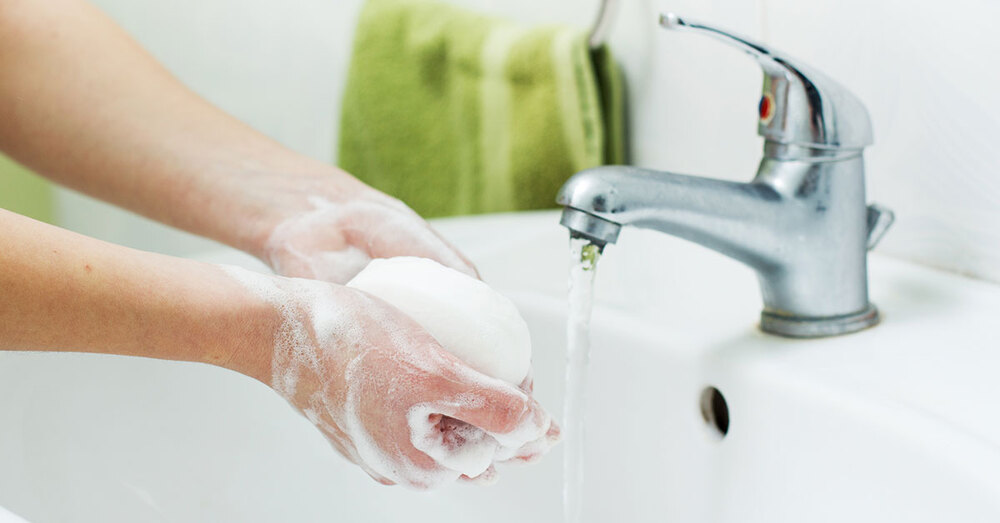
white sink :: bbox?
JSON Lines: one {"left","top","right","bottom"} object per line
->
{"left": 2, "top": 210, "right": 1000, "bottom": 522}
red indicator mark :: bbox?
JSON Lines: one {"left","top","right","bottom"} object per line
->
{"left": 758, "top": 93, "right": 775, "bottom": 123}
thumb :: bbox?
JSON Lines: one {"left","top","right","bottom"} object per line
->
{"left": 406, "top": 374, "right": 554, "bottom": 478}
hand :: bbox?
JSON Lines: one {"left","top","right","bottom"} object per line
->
{"left": 260, "top": 180, "right": 477, "bottom": 284}
{"left": 224, "top": 267, "right": 557, "bottom": 488}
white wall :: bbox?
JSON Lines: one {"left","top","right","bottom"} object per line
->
{"left": 58, "top": 0, "right": 366, "bottom": 255}
{"left": 61, "top": 0, "right": 1000, "bottom": 284}
{"left": 761, "top": 0, "right": 1000, "bottom": 282}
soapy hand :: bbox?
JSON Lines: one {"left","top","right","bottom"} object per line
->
{"left": 224, "top": 267, "right": 557, "bottom": 488}
{"left": 261, "top": 186, "right": 477, "bottom": 284}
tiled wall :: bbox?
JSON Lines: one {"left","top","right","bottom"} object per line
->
{"left": 60, "top": 0, "right": 1000, "bottom": 284}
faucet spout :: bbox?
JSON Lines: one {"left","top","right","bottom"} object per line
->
{"left": 557, "top": 166, "right": 780, "bottom": 270}
{"left": 559, "top": 207, "right": 621, "bottom": 249}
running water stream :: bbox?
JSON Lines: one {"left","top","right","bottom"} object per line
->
{"left": 563, "top": 238, "right": 602, "bottom": 523}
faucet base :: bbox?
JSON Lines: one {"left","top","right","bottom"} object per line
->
{"left": 760, "top": 305, "right": 880, "bottom": 338}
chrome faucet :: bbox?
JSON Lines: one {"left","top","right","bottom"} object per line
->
{"left": 557, "top": 13, "right": 894, "bottom": 338}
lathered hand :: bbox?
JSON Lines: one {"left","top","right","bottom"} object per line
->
{"left": 262, "top": 184, "right": 477, "bottom": 284}
{"left": 224, "top": 267, "right": 558, "bottom": 488}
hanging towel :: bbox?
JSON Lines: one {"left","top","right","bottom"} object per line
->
{"left": 337, "top": 0, "right": 626, "bottom": 217}
{"left": 0, "top": 154, "right": 53, "bottom": 223}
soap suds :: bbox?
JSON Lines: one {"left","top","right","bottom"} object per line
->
{"left": 263, "top": 196, "right": 472, "bottom": 283}
{"left": 408, "top": 405, "right": 499, "bottom": 477}
{"left": 221, "top": 264, "right": 554, "bottom": 489}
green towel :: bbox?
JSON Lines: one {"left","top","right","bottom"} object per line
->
{"left": 0, "top": 154, "right": 53, "bottom": 223}
{"left": 338, "top": 0, "right": 626, "bottom": 217}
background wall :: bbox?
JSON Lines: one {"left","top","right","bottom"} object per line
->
{"left": 52, "top": 0, "right": 1000, "bottom": 283}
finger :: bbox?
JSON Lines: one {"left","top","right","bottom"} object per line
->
{"left": 357, "top": 460, "right": 396, "bottom": 486}
{"left": 366, "top": 471, "right": 397, "bottom": 486}
{"left": 434, "top": 379, "right": 551, "bottom": 444}
{"left": 343, "top": 205, "right": 479, "bottom": 279}
{"left": 423, "top": 229, "right": 480, "bottom": 279}
{"left": 407, "top": 410, "right": 497, "bottom": 479}
{"left": 460, "top": 464, "right": 498, "bottom": 486}
{"left": 518, "top": 369, "right": 534, "bottom": 394}
{"left": 369, "top": 230, "right": 478, "bottom": 279}
{"left": 381, "top": 220, "right": 479, "bottom": 279}
{"left": 500, "top": 420, "right": 562, "bottom": 464}
{"left": 267, "top": 241, "right": 371, "bottom": 284}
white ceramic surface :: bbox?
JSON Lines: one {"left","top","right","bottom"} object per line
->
{"left": 2, "top": 211, "right": 999, "bottom": 522}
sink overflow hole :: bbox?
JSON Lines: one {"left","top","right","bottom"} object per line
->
{"left": 700, "top": 386, "right": 730, "bottom": 438}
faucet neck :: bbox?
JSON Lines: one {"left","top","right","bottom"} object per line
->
{"left": 763, "top": 140, "right": 864, "bottom": 162}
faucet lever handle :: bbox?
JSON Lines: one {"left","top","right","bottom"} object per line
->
{"left": 866, "top": 204, "right": 895, "bottom": 250}
{"left": 659, "top": 13, "right": 874, "bottom": 151}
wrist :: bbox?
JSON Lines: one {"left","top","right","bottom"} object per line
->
{"left": 202, "top": 265, "right": 284, "bottom": 383}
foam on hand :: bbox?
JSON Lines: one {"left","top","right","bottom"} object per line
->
{"left": 347, "top": 256, "right": 532, "bottom": 386}
{"left": 223, "top": 259, "right": 550, "bottom": 489}
{"left": 348, "top": 256, "right": 543, "bottom": 481}
{"left": 263, "top": 195, "right": 473, "bottom": 284}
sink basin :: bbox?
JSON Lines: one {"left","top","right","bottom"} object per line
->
{"left": 2, "top": 210, "right": 999, "bottom": 522}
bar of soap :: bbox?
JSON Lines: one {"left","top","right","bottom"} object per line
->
{"left": 347, "top": 257, "right": 531, "bottom": 386}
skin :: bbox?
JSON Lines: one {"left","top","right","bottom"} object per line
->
{"left": 255, "top": 271, "right": 555, "bottom": 487}
{"left": 0, "top": 0, "right": 551, "bottom": 487}
{"left": 0, "top": 0, "right": 476, "bottom": 280}
{"left": 0, "top": 208, "right": 275, "bottom": 379}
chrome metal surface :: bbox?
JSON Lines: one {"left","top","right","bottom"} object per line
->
{"left": 557, "top": 13, "right": 894, "bottom": 338}
{"left": 761, "top": 305, "right": 880, "bottom": 339}
{"left": 560, "top": 207, "right": 621, "bottom": 248}
{"left": 866, "top": 204, "right": 895, "bottom": 250}
{"left": 660, "top": 13, "right": 873, "bottom": 152}
{"left": 588, "top": 0, "right": 619, "bottom": 49}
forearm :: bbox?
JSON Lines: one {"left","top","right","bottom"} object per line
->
{"left": 0, "top": 0, "right": 361, "bottom": 256}
{"left": 0, "top": 208, "right": 275, "bottom": 381}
